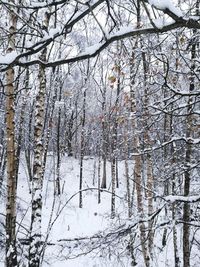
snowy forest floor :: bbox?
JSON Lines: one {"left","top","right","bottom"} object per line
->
{"left": 0, "top": 155, "right": 199, "bottom": 267}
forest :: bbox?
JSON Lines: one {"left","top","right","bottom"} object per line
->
{"left": 0, "top": 0, "right": 200, "bottom": 266}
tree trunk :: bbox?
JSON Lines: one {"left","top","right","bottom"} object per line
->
{"left": 183, "top": 21, "right": 197, "bottom": 267}
{"left": 15, "top": 68, "right": 29, "bottom": 188}
{"left": 101, "top": 87, "right": 107, "bottom": 189}
{"left": 111, "top": 157, "right": 116, "bottom": 219}
{"left": 142, "top": 49, "right": 154, "bottom": 258}
{"left": 79, "top": 89, "right": 86, "bottom": 208}
{"left": 124, "top": 119, "right": 132, "bottom": 218}
{"left": 28, "top": 19, "right": 52, "bottom": 266}
{"left": 5, "top": 2, "right": 18, "bottom": 266}
{"left": 29, "top": 9, "right": 51, "bottom": 265}
{"left": 97, "top": 152, "right": 101, "bottom": 204}
{"left": 130, "top": 32, "right": 150, "bottom": 266}
{"left": 56, "top": 68, "right": 62, "bottom": 195}
{"left": 29, "top": 50, "right": 46, "bottom": 267}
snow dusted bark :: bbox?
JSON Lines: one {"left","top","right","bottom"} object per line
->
{"left": 129, "top": 4, "right": 150, "bottom": 265}
{"left": 129, "top": 5, "right": 150, "bottom": 258}
{"left": 97, "top": 152, "right": 101, "bottom": 204}
{"left": 183, "top": 41, "right": 196, "bottom": 267}
{"left": 101, "top": 87, "right": 107, "bottom": 189}
{"left": 5, "top": 2, "right": 18, "bottom": 266}
{"left": 183, "top": 95, "right": 193, "bottom": 267}
{"left": 142, "top": 50, "right": 154, "bottom": 258}
{"left": 110, "top": 122, "right": 117, "bottom": 218}
{"left": 171, "top": 34, "right": 180, "bottom": 267}
{"left": 172, "top": 170, "right": 180, "bottom": 267}
{"left": 124, "top": 120, "right": 132, "bottom": 218}
{"left": 28, "top": 47, "right": 46, "bottom": 267}
{"left": 79, "top": 88, "right": 86, "bottom": 208}
{"left": 110, "top": 42, "right": 122, "bottom": 217}
{"left": 28, "top": 9, "right": 51, "bottom": 263}
{"left": 162, "top": 79, "right": 171, "bottom": 248}
{"left": 146, "top": 154, "right": 154, "bottom": 253}
{"left": 183, "top": 2, "right": 198, "bottom": 262}
{"left": 56, "top": 68, "right": 62, "bottom": 195}
{"left": 110, "top": 156, "right": 116, "bottom": 219}
{"left": 134, "top": 139, "right": 150, "bottom": 267}
{"left": 130, "top": 53, "right": 150, "bottom": 267}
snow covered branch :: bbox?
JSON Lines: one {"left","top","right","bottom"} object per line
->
{"left": 1, "top": 20, "right": 199, "bottom": 71}
{"left": 165, "top": 195, "right": 200, "bottom": 203}
{"left": 0, "top": 0, "right": 200, "bottom": 71}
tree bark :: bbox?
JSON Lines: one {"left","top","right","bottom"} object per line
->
{"left": 29, "top": 49, "right": 47, "bottom": 267}
{"left": 5, "top": 2, "right": 18, "bottom": 266}
{"left": 101, "top": 86, "right": 107, "bottom": 189}
{"left": 142, "top": 49, "right": 154, "bottom": 258}
{"left": 28, "top": 10, "right": 51, "bottom": 263}
{"left": 183, "top": 19, "right": 197, "bottom": 267}
{"left": 79, "top": 89, "right": 86, "bottom": 208}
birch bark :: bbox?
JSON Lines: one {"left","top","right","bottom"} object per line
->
{"left": 28, "top": 10, "right": 50, "bottom": 267}
{"left": 5, "top": 1, "right": 18, "bottom": 266}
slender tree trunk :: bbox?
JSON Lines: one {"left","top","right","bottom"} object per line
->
{"left": 130, "top": 82, "right": 149, "bottom": 265}
{"left": 183, "top": 124, "right": 192, "bottom": 267}
{"left": 124, "top": 120, "right": 132, "bottom": 218}
{"left": 183, "top": 19, "right": 197, "bottom": 267}
{"left": 161, "top": 55, "right": 171, "bottom": 248}
{"left": 115, "top": 160, "right": 119, "bottom": 188}
{"left": 56, "top": 69, "right": 62, "bottom": 195}
{"left": 25, "top": 102, "right": 34, "bottom": 182}
{"left": 5, "top": 2, "right": 18, "bottom": 266}
{"left": 101, "top": 87, "right": 107, "bottom": 188}
{"left": 29, "top": 50, "right": 47, "bottom": 267}
{"left": 79, "top": 89, "right": 86, "bottom": 208}
{"left": 67, "top": 123, "right": 73, "bottom": 157}
{"left": 124, "top": 127, "right": 137, "bottom": 267}
{"left": 183, "top": 114, "right": 192, "bottom": 267}
{"left": 28, "top": 9, "right": 51, "bottom": 262}
{"left": 135, "top": 152, "right": 150, "bottom": 267}
{"left": 92, "top": 158, "right": 97, "bottom": 186}
{"left": 101, "top": 153, "right": 107, "bottom": 188}
{"left": 172, "top": 174, "right": 180, "bottom": 267}
{"left": 97, "top": 151, "right": 101, "bottom": 204}
{"left": 42, "top": 69, "right": 58, "bottom": 185}
{"left": 110, "top": 123, "right": 117, "bottom": 218}
{"left": 15, "top": 68, "right": 29, "bottom": 188}
{"left": 111, "top": 156, "right": 116, "bottom": 219}
{"left": 142, "top": 50, "right": 154, "bottom": 258}
{"left": 130, "top": 33, "right": 150, "bottom": 267}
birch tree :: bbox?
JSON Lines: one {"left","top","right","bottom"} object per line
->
{"left": 0, "top": 0, "right": 200, "bottom": 266}
{"left": 28, "top": 9, "right": 50, "bottom": 267}
{"left": 5, "top": 1, "right": 18, "bottom": 266}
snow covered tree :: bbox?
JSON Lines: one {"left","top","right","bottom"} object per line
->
{"left": 0, "top": 0, "right": 200, "bottom": 266}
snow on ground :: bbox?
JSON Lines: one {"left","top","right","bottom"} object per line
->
{"left": 11, "top": 155, "right": 134, "bottom": 267}
{"left": 0, "top": 155, "right": 200, "bottom": 266}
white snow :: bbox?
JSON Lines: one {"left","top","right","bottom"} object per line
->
{"left": 79, "top": 43, "right": 104, "bottom": 56}
{"left": 111, "top": 26, "right": 136, "bottom": 38}
{"left": 149, "top": 0, "right": 183, "bottom": 17}
{"left": 1, "top": 155, "right": 200, "bottom": 267}
{"left": 152, "top": 18, "right": 167, "bottom": 29}
{"left": 79, "top": 26, "right": 137, "bottom": 57}
{"left": 55, "top": 100, "right": 65, "bottom": 108}
{"left": 0, "top": 51, "right": 18, "bottom": 64}
{"left": 165, "top": 195, "right": 200, "bottom": 203}
{"left": 48, "top": 28, "right": 60, "bottom": 38}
